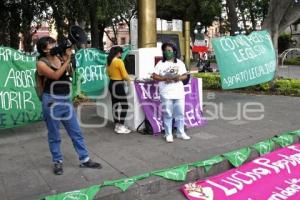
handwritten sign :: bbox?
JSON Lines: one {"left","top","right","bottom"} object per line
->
{"left": 75, "top": 48, "right": 109, "bottom": 97}
{"left": 0, "top": 46, "right": 130, "bottom": 129}
{"left": 212, "top": 31, "right": 276, "bottom": 89}
{"left": 0, "top": 47, "right": 42, "bottom": 129}
{"left": 134, "top": 78, "right": 206, "bottom": 134}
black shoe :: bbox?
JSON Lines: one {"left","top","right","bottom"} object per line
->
{"left": 79, "top": 159, "right": 102, "bottom": 169}
{"left": 53, "top": 163, "right": 63, "bottom": 175}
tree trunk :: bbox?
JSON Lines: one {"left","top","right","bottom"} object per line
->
{"left": 237, "top": 0, "right": 247, "bottom": 32}
{"left": 22, "top": 26, "right": 33, "bottom": 53}
{"left": 0, "top": 2, "right": 10, "bottom": 46}
{"left": 226, "top": 0, "right": 239, "bottom": 35}
{"left": 111, "top": 22, "right": 118, "bottom": 45}
{"left": 249, "top": 5, "right": 257, "bottom": 31}
{"left": 98, "top": 23, "right": 105, "bottom": 50}
{"left": 89, "top": 0, "right": 99, "bottom": 48}
{"left": 9, "top": 7, "right": 21, "bottom": 49}
{"left": 262, "top": 0, "right": 294, "bottom": 49}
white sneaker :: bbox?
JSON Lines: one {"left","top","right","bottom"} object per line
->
{"left": 115, "top": 125, "right": 131, "bottom": 134}
{"left": 166, "top": 134, "right": 174, "bottom": 143}
{"left": 114, "top": 123, "right": 121, "bottom": 132}
{"left": 176, "top": 133, "right": 191, "bottom": 140}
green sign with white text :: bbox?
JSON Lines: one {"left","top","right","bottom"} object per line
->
{"left": 75, "top": 48, "right": 109, "bottom": 97}
{"left": 0, "top": 46, "right": 130, "bottom": 129}
{"left": 212, "top": 31, "right": 276, "bottom": 89}
{"left": 0, "top": 47, "right": 42, "bottom": 129}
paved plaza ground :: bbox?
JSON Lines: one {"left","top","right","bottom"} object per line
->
{"left": 0, "top": 91, "right": 299, "bottom": 200}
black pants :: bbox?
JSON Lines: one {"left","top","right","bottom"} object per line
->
{"left": 109, "top": 80, "right": 129, "bottom": 125}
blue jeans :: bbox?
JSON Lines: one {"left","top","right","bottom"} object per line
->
{"left": 161, "top": 97, "right": 185, "bottom": 136}
{"left": 42, "top": 93, "right": 90, "bottom": 163}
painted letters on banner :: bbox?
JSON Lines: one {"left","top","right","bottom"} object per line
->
{"left": 134, "top": 78, "right": 206, "bottom": 134}
{"left": 0, "top": 47, "right": 42, "bottom": 129}
{"left": 182, "top": 144, "right": 300, "bottom": 200}
{"left": 212, "top": 31, "right": 276, "bottom": 89}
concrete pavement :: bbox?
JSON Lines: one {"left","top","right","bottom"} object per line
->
{"left": 0, "top": 91, "right": 299, "bottom": 200}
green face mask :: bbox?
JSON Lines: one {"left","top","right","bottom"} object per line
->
{"left": 163, "top": 51, "right": 174, "bottom": 60}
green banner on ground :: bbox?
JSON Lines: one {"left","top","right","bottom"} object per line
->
{"left": 192, "top": 155, "right": 224, "bottom": 172}
{"left": 103, "top": 173, "right": 150, "bottom": 192}
{"left": 222, "top": 147, "right": 251, "bottom": 167}
{"left": 272, "top": 134, "right": 294, "bottom": 147}
{"left": 212, "top": 31, "right": 276, "bottom": 89}
{"left": 152, "top": 165, "right": 189, "bottom": 181}
{"left": 285, "top": 129, "right": 300, "bottom": 138}
{"left": 45, "top": 185, "right": 100, "bottom": 200}
{"left": 0, "top": 47, "right": 42, "bottom": 129}
{"left": 252, "top": 139, "right": 275, "bottom": 156}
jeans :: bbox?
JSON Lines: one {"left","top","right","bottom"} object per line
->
{"left": 161, "top": 97, "right": 185, "bottom": 136}
{"left": 42, "top": 93, "right": 90, "bottom": 163}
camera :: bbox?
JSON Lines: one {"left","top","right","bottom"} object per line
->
{"left": 50, "top": 25, "right": 87, "bottom": 57}
{"left": 50, "top": 38, "right": 73, "bottom": 57}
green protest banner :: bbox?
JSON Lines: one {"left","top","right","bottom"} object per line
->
{"left": 0, "top": 47, "right": 42, "bottom": 129}
{"left": 252, "top": 139, "right": 275, "bottom": 156}
{"left": 212, "top": 31, "right": 276, "bottom": 89}
{"left": 74, "top": 47, "right": 131, "bottom": 98}
{"left": 75, "top": 48, "right": 109, "bottom": 97}
{"left": 151, "top": 164, "right": 189, "bottom": 181}
{"left": 272, "top": 134, "right": 294, "bottom": 147}
{"left": 103, "top": 173, "right": 150, "bottom": 192}
{"left": 45, "top": 185, "right": 100, "bottom": 200}
{"left": 192, "top": 155, "right": 224, "bottom": 172}
{"left": 222, "top": 147, "right": 251, "bottom": 167}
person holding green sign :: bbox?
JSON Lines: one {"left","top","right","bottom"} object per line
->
{"left": 107, "top": 46, "right": 132, "bottom": 134}
{"left": 36, "top": 37, "right": 102, "bottom": 175}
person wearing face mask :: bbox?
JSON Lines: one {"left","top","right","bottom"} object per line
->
{"left": 107, "top": 46, "right": 131, "bottom": 134}
{"left": 36, "top": 36, "right": 102, "bottom": 175}
{"left": 152, "top": 42, "right": 191, "bottom": 143}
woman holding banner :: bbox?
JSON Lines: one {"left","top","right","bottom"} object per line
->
{"left": 36, "top": 37, "right": 102, "bottom": 175}
{"left": 152, "top": 42, "right": 191, "bottom": 143}
{"left": 107, "top": 46, "right": 132, "bottom": 134}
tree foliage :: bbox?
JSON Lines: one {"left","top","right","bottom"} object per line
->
{"left": 157, "top": 0, "right": 222, "bottom": 34}
{"left": 0, "top": 0, "right": 299, "bottom": 51}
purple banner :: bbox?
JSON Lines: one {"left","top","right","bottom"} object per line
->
{"left": 134, "top": 77, "right": 206, "bottom": 134}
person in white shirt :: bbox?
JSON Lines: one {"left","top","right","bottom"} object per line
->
{"left": 152, "top": 42, "right": 191, "bottom": 143}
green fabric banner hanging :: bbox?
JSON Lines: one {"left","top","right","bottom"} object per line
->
{"left": 252, "top": 139, "right": 275, "bottom": 156}
{"left": 74, "top": 48, "right": 109, "bottom": 98}
{"left": 74, "top": 47, "right": 130, "bottom": 98}
{"left": 71, "top": 70, "right": 83, "bottom": 100}
{"left": 192, "top": 155, "right": 224, "bottom": 172}
{"left": 0, "top": 47, "right": 42, "bottom": 129}
{"left": 103, "top": 173, "right": 150, "bottom": 192}
{"left": 222, "top": 147, "right": 251, "bottom": 167}
{"left": 45, "top": 185, "right": 100, "bottom": 200}
{"left": 0, "top": 46, "right": 131, "bottom": 129}
{"left": 151, "top": 164, "right": 189, "bottom": 181}
{"left": 272, "top": 134, "right": 294, "bottom": 147}
{"left": 212, "top": 31, "right": 276, "bottom": 89}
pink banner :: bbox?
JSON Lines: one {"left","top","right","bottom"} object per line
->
{"left": 182, "top": 144, "right": 300, "bottom": 200}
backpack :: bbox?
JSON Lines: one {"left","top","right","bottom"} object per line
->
{"left": 137, "top": 119, "right": 153, "bottom": 135}
{"left": 35, "top": 58, "right": 51, "bottom": 101}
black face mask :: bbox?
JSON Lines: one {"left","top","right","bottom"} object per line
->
{"left": 49, "top": 46, "right": 63, "bottom": 56}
